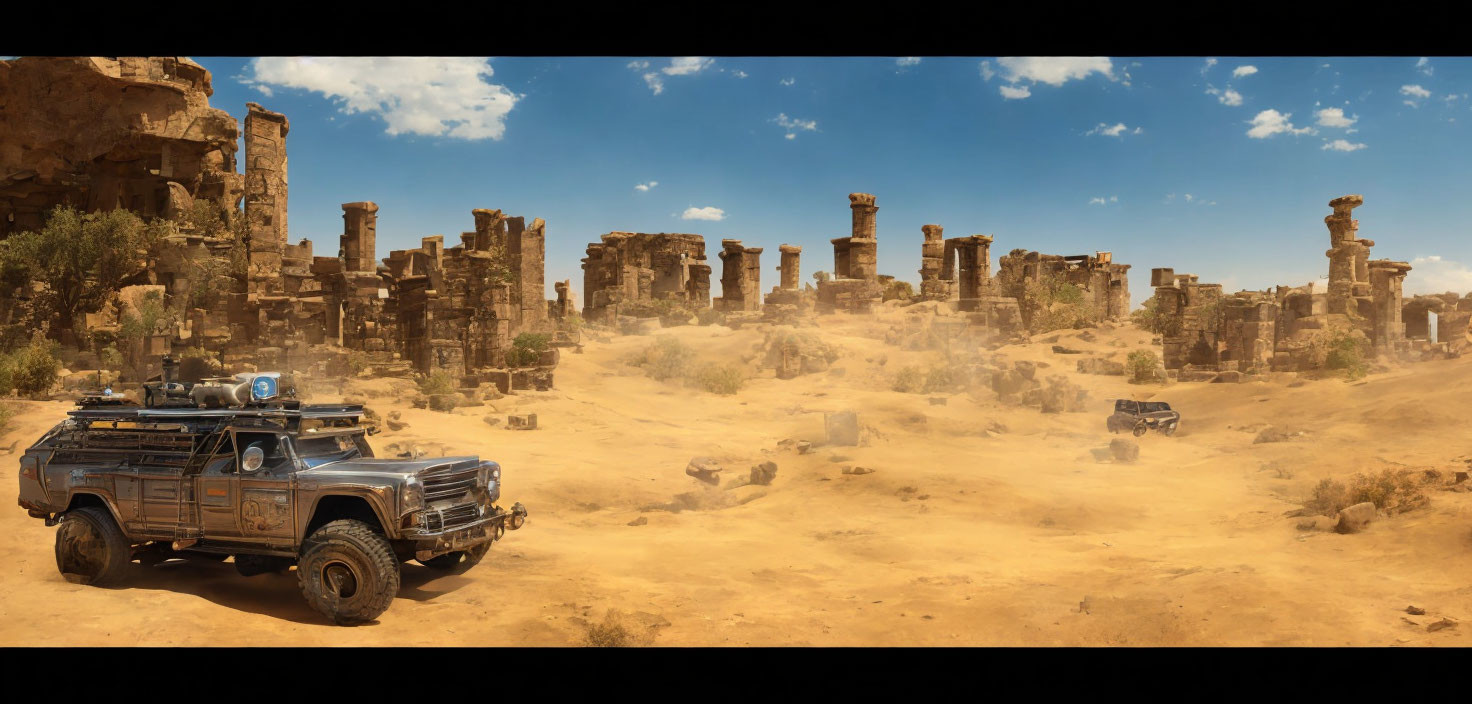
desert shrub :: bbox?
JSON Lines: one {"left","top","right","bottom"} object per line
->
{"left": 1023, "top": 273, "right": 1099, "bottom": 334}
{"left": 11, "top": 337, "right": 61, "bottom": 398}
{"left": 628, "top": 335, "right": 695, "bottom": 382}
{"left": 1346, "top": 469, "right": 1427, "bottom": 512}
{"left": 695, "top": 307, "right": 724, "bottom": 327}
{"left": 99, "top": 344, "right": 125, "bottom": 372}
{"left": 892, "top": 365, "right": 925, "bottom": 393}
{"left": 883, "top": 280, "right": 915, "bottom": 302}
{"left": 416, "top": 370, "right": 458, "bottom": 397}
{"left": 1321, "top": 327, "right": 1368, "bottom": 380}
{"left": 1130, "top": 296, "right": 1182, "bottom": 337}
{"left": 923, "top": 366, "right": 957, "bottom": 393}
{"left": 583, "top": 610, "right": 651, "bottom": 647}
{"left": 1127, "top": 350, "right": 1163, "bottom": 384}
{"left": 507, "top": 332, "right": 551, "bottom": 367}
{"left": 692, "top": 362, "right": 745, "bottom": 395}
{"left": 1304, "top": 478, "right": 1351, "bottom": 517}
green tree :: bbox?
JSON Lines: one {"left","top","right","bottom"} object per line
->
{"left": 0, "top": 205, "right": 171, "bottom": 340}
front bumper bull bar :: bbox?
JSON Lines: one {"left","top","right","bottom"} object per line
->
{"left": 411, "top": 502, "right": 527, "bottom": 561}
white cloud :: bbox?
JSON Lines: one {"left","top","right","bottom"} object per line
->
{"left": 241, "top": 57, "right": 519, "bottom": 140}
{"left": 1401, "top": 84, "right": 1431, "bottom": 107}
{"left": 979, "top": 61, "right": 995, "bottom": 81}
{"left": 634, "top": 181, "right": 658, "bottom": 192}
{"left": 663, "top": 57, "right": 714, "bottom": 76}
{"left": 896, "top": 57, "right": 921, "bottom": 67}
{"left": 681, "top": 206, "right": 726, "bottom": 221}
{"left": 1407, "top": 256, "right": 1472, "bottom": 295}
{"left": 999, "top": 84, "right": 1031, "bottom": 100}
{"left": 995, "top": 56, "right": 1113, "bottom": 86}
{"left": 1202, "top": 58, "right": 1217, "bottom": 74}
{"left": 1232, "top": 65, "right": 1258, "bottom": 78}
{"left": 1089, "top": 197, "right": 1107, "bottom": 205}
{"left": 779, "top": 77, "right": 795, "bottom": 86}
{"left": 1321, "top": 139, "right": 1367, "bottom": 152}
{"left": 732, "top": 70, "right": 748, "bottom": 79}
{"left": 1085, "top": 122, "right": 1130, "bottom": 137}
{"left": 772, "top": 113, "right": 818, "bottom": 139}
{"left": 1416, "top": 57, "right": 1433, "bottom": 76}
{"left": 1110, "top": 195, "right": 1118, "bottom": 202}
{"left": 1315, "top": 107, "right": 1357, "bottom": 128}
{"left": 632, "top": 57, "right": 715, "bottom": 94}
{"left": 1184, "top": 193, "right": 1194, "bottom": 202}
{"left": 1132, "top": 126, "right": 1143, "bottom": 135}
{"left": 1219, "top": 88, "right": 1243, "bottom": 106}
{"left": 1246, "top": 109, "right": 1316, "bottom": 138}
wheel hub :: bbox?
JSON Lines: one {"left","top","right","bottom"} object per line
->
{"left": 321, "top": 561, "right": 359, "bottom": 599}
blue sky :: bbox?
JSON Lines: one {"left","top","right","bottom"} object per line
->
{"left": 189, "top": 56, "right": 1472, "bottom": 307}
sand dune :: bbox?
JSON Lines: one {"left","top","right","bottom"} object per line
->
{"left": 1, "top": 307, "right": 1468, "bottom": 646}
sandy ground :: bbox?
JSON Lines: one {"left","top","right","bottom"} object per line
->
{"left": 1, "top": 305, "right": 1469, "bottom": 646}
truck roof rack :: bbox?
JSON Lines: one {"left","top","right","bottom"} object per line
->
{"left": 67, "top": 404, "right": 365, "bottom": 422}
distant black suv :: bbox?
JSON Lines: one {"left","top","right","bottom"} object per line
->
{"left": 1106, "top": 399, "right": 1180, "bottom": 437}
{"left": 17, "top": 375, "right": 527, "bottom": 625}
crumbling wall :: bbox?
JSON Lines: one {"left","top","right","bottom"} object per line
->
{"left": 581, "top": 232, "right": 709, "bottom": 322}
{"left": 818, "top": 192, "right": 884, "bottom": 313}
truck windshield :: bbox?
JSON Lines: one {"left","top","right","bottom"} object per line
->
{"left": 294, "top": 433, "right": 367, "bottom": 468}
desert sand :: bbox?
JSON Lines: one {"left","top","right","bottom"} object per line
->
{"left": 1, "top": 304, "right": 1468, "bottom": 646}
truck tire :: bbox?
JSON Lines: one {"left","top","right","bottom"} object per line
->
{"left": 297, "top": 519, "right": 399, "bottom": 625}
{"left": 417, "top": 542, "right": 491, "bottom": 575}
{"left": 54, "top": 506, "right": 132, "bottom": 587}
{"left": 1132, "top": 422, "right": 1147, "bottom": 437}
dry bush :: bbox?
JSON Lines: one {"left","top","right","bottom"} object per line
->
{"left": 892, "top": 366, "right": 925, "bottom": 393}
{"left": 692, "top": 362, "right": 745, "bottom": 395}
{"left": 582, "top": 610, "right": 655, "bottom": 647}
{"left": 627, "top": 335, "right": 695, "bottom": 381}
{"left": 1347, "top": 469, "right": 1428, "bottom": 512}
{"left": 1127, "top": 349, "right": 1163, "bottom": 384}
{"left": 416, "top": 370, "right": 458, "bottom": 397}
{"left": 1304, "top": 478, "right": 1351, "bottom": 517}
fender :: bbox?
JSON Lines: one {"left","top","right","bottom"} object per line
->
{"left": 61, "top": 490, "right": 126, "bottom": 530}
{"left": 301, "top": 489, "right": 398, "bottom": 542}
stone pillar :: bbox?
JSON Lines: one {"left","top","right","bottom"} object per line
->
{"left": 919, "top": 225, "right": 944, "bottom": 280}
{"left": 778, "top": 245, "right": 802, "bottom": 290}
{"left": 516, "top": 217, "right": 547, "bottom": 325}
{"left": 846, "top": 194, "right": 879, "bottom": 282}
{"left": 553, "top": 280, "right": 571, "bottom": 319}
{"left": 849, "top": 192, "right": 878, "bottom": 239}
{"left": 340, "top": 202, "right": 378, "bottom": 272}
{"left": 1369, "top": 260, "right": 1411, "bottom": 351}
{"left": 718, "top": 240, "right": 760, "bottom": 312}
{"left": 1324, "top": 194, "right": 1363, "bottom": 315}
{"left": 744, "top": 246, "right": 763, "bottom": 308}
{"left": 243, "top": 102, "right": 289, "bottom": 292}
{"left": 472, "top": 208, "right": 505, "bottom": 252}
{"left": 831, "top": 238, "right": 852, "bottom": 279}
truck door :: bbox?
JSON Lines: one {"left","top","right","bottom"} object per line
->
{"left": 196, "top": 432, "right": 240, "bottom": 538}
{"left": 234, "top": 431, "right": 297, "bottom": 547}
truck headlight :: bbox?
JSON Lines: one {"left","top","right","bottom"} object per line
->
{"left": 478, "top": 462, "right": 501, "bottom": 487}
{"left": 401, "top": 476, "right": 424, "bottom": 513}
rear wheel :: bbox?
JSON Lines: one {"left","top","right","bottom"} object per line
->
{"left": 297, "top": 519, "right": 399, "bottom": 625}
{"left": 417, "top": 542, "right": 491, "bottom": 575}
{"left": 54, "top": 506, "right": 133, "bottom": 587}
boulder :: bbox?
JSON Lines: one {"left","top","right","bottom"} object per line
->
{"left": 749, "top": 461, "right": 778, "bottom": 486}
{"left": 428, "top": 394, "right": 459, "bottom": 412}
{"left": 686, "top": 457, "right": 722, "bottom": 485}
{"left": 842, "top": 466, "right": 876, "bottom": 475}
{"left": 1335, "top": 502, "right": 1377, "bottom": 533}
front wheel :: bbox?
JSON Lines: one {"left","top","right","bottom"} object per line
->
{"left": 1161, "top": 423, "right": 1178, "bottom": 437}
{"left": 417, "top": 542, "right": 491, "bottom": 575}
{"left": 297, "top": 520, "right": 400, "bottom": 625}
{"left": 55, "top": 506, "right": 133, "bottom": 587}
{"left": 1131, "top": 422, "right": 1147, "bottom": 437}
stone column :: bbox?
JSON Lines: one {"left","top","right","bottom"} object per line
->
{"left": 340, "top": 202, "right": 378, "bottom": 272}
{"left": 919, "top": 225, "right": 944, "bottom": 280}
{"left": 778, "top": 244, "right": 802, "bottom": 290}
{"left": 243, "top": 102, "right": 289, "bottom": 293}
{"left": 1324, "top": 194, "right": 1363, "bottom": 315}
{"left": 518, "top": 218, "right": 547, "bottom": 325}
{"left": 830, "top": 237, "right": 852, "bottom": 279}
{"left": 744, "top": 246, "right": 763, "bottom": 309}
{"left": 1369, "top": 259, "right": 1411, "bottom": 351}
{"left": 472, "top": 208, "right": 505, "bottom": 252}
{"left": 847, "top": 194, "right": 879, "bottom": 282}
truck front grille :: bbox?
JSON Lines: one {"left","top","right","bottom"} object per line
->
{"left": 421, "top": 461, "right": 479, "bottom": 503}
{"left": 424, "top": 503, "right": 480, "bottom": 531}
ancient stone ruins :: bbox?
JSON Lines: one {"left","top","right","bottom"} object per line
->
{"left": 0, "top": 57, "right": 563, "bottom": 392}
{"left": 1147, "top": 194, "right": 1471, "bottom": 381}
{"left": 1, "top": 56, "right": 1466, "bottom": 396}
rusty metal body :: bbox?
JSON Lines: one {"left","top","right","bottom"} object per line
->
{"left": 17, "top": 404, "right": 527, "bottom": 562}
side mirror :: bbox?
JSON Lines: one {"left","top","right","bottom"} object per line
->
{"left": 242, "top": 445, "right": 265, "bottom": 473}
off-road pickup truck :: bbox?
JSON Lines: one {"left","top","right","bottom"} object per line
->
{"left": 15, "top": 376, "right": 527, "bottom": 625}
{"left": 1106, "top": 399, "right": 1181, "bottom": 437}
